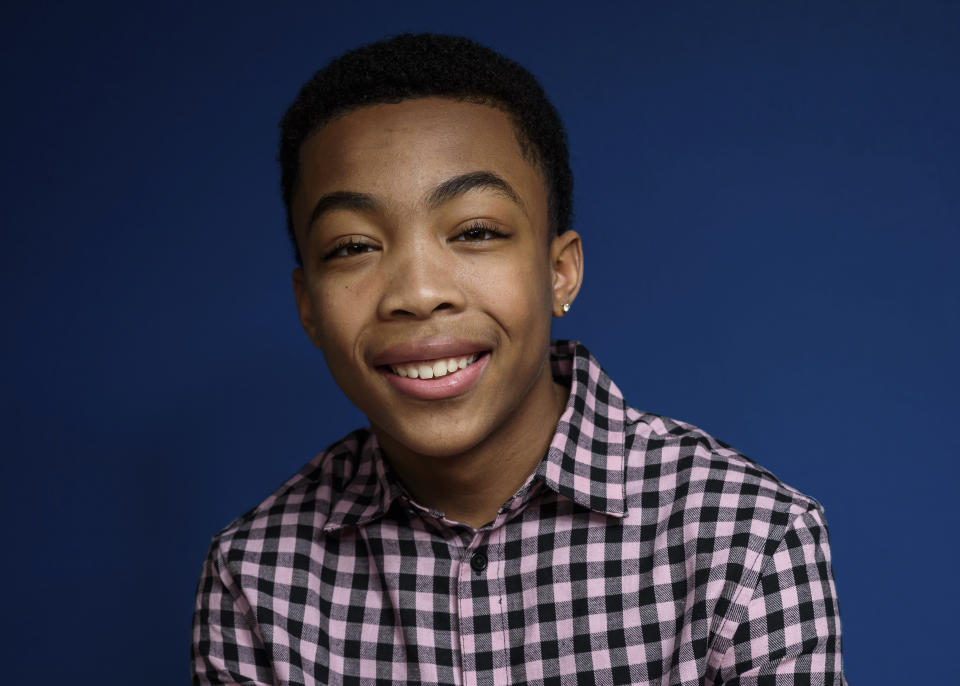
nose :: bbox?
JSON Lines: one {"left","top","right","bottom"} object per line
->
{"left": 376, "top": 239, "right": 466, "bottom": 320}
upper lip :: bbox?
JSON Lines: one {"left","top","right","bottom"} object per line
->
{"left": 371, "top": 336, "right": 491, "bottom": 367}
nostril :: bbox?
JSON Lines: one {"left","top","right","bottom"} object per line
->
{"left": 379, "top": 275, "right": 465, "bottom": 319}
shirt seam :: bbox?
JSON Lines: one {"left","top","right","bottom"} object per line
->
{"left": 210, "top": 540, "right": 277, "bottom": 685}
{"left": 705, "top": 504, "right": 820, "bottom": 677}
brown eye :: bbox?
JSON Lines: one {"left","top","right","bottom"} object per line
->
{"left": 344, "top": 243, "right": 373, "bottom": 256}
{"left": 452, "top": 223, "right": 508, "bottom": 242}
{"left": 324, "top": 240, "right": 378, "bottom": 260}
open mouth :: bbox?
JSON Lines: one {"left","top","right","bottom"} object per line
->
{"left": 385, "top": 352, "right": 486, "bottom": 379}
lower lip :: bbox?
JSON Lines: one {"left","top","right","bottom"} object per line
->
{"left": 382, "top": 353, "right": 490, "bottom": 400}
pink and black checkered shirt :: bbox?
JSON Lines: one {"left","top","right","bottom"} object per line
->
{"left": 193, "top": 340, "right": 846, "bottom": 685}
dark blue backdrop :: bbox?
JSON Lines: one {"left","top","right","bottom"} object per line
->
{"left": 2, "top": 1, "right": 957, "bottom": 683}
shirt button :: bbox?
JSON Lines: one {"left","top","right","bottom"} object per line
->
{"left": 470, "top": 551, "right": 487, "bottom": 573}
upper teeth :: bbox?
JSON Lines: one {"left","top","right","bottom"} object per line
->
{"left": 391, "top": 354, "right": 478, "bottom": 379}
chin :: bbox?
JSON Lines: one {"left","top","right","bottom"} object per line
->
{"left": 405, "top": 434, "right": 483, "bottom": 459}
{"left": 379, "top": 422, "right": 491, "bottom": 460}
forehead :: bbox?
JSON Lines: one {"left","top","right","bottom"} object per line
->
{"left": 291, "top": 98, "right": 548, "bottom": 231}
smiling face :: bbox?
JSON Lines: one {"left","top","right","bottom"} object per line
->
{"left": 291, "top": 97, "right": 582, "bottom": 462}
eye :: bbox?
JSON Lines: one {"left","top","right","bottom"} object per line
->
{"left": 324, "top": 238, "right": 378, "bottom": 260}
{"left": 451, "top": 222, "right": 509, "bottom": 242}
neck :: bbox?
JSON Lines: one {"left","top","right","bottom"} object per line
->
{"left": 375, "top": 371, "right": 569, "bottom": 529}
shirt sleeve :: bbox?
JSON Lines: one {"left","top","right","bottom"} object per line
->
{"left": 716, "top": 507, "right": 847, "bottom": 685}
{"left": 192, "top": 542, "right": 278, "bottom": 686}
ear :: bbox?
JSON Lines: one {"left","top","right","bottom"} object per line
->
{"left": 291, "top": 267, "right": 323, "bottom": 349}
{"left": 549, "top": 230, "right": 584, "bottom": 317}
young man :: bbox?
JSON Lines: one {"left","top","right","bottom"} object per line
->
{"left": 193, "top": 34, "right": 846, "bottom": 685}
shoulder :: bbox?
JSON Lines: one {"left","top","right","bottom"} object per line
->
{"left": 623, "top": 407, "right": 822, "bottom": 554}
{"left": 208, "top": 427, "right": 377, "bottom": 554}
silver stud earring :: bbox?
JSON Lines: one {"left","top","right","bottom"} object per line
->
{"left": 562, "top": 303, "right": 571, "bottom": 313}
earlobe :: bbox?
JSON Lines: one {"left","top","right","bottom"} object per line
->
{"left": 292, "top": 267, "right": 323, "bottom": 350}
{"left": 550, "top": 230, "right": 584, "bottom": 317}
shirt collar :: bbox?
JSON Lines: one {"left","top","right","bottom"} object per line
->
{"left": 534, "top": 340, "right": 628, "bottom": 517}
{"left": 322, "top": 339, "right": 627, "bottom": 531}
{"left": 321, "top": 431, "right": 405, "bottom": 532}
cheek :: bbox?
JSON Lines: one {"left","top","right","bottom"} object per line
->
{"left": 311, "top": 281, "right": 370, "bottom": 354}
{"left": 468, "top": 250, "right": 553, "bottom": 322}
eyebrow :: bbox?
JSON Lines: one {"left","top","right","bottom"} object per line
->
{"left": 307, "top": 191, "right": 381, "bottom": 233}
{"left": 306, "top": 170, "right": 525, "bottom": 234}
{"left": 426, "top": 171, "right": 526, "bottom": 213}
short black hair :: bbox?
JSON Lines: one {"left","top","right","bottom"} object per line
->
{"left": 278, "top": 33, "right": 573, "bottom": 265}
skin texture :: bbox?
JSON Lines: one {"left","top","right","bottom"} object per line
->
{"left": 291, "top": 98, "right": 583, "bottom": 528}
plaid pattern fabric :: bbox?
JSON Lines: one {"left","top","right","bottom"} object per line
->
{"left": 193, "top": 340, "right": 846, "bottom": 685}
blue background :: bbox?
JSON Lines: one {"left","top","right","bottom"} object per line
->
{"left": 2, "top": 1, "right": 957, "bottom": 683}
